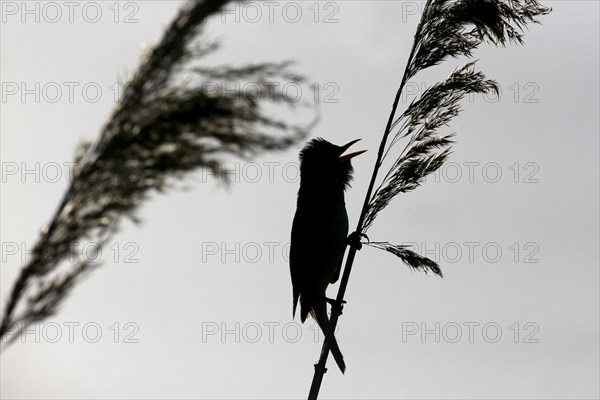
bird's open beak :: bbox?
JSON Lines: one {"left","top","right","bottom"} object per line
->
{"left": 339, "top": 139, "right": 367, "bottom": 161}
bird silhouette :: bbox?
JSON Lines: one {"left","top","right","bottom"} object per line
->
{"left": 290, "top": 137, "right": 366, "bottom": 374}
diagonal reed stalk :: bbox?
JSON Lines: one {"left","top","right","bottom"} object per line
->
{"left": 307, "top": 0, "right": 550, "bottom": 398}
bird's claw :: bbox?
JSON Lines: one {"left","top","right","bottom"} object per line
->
{"left": 331, "top": 301, "right": 345, "bottom": 316}
{"left": 347, "top": 231, "right": 369, "bottom": 250}
{"left": 324, "top": 296, "right": 346, "bottom": 315}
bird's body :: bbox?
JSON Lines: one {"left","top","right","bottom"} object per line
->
{"left": 291, "top": 190, "right": 348, "bottom": 319}
{"left": 290, "top": 138, "right": 365, "bottom": 374}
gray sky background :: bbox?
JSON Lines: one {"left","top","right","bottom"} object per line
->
{"left": 1, "top": 1, "right": 599, "bottom": 399}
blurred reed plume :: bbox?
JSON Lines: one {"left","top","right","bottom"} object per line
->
{"left": 0, "top": 0, "right": 314, "bottom": 345}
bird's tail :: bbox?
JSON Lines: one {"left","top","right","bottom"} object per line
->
{"left": 309, "top": 299, "right": 346, "bottom": 374}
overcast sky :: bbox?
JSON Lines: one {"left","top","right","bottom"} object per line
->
{"left": 1, "top": 1, "right": 599, "bottom": 399}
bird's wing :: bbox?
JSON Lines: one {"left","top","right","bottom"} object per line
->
{"left": 330, "top": 252, "right": 344, "bottom": 284}
{"left": 330, "top": 204, "right": 349, "bottom": 284}
{"left": 292, "top": 288, "right": 300, "bottom": 318}
{"left": 290, "top": 208, "right": 309, "bottom": 318}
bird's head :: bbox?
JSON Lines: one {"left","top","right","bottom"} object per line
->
{"left": 298, "top": 138, "right": 366, "bottom": 192}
